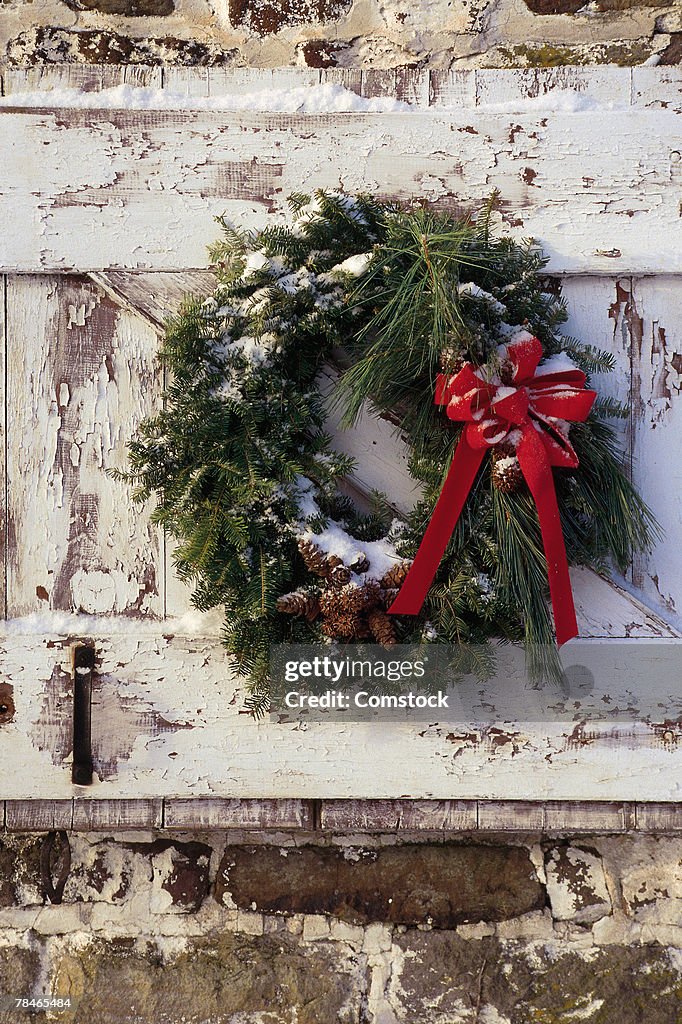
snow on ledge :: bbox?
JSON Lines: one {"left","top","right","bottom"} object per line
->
{"left": 0, "top": 82, "right": 623, "bottom": 115}
{"left": 0, "top": 83, "right": 411, "bottom": 113}
{"left": 0, "top": 608, "right": 224, "bottom": 637}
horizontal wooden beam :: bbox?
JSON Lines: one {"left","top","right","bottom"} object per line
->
{"left": 2, "top": 66, "right": 680, "bottom": 112}
{"left": 3, "top": 798, "right": 682, "bottom": 833}
{"left": 3, "top": 632, "right": 682, "bottom": 803}
{"left": 0, "top": 85, "right": 679, "bottom": 274}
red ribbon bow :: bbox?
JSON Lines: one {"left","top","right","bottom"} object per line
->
{"left": 388, "top": 335, "right": 596, "bottom": 646}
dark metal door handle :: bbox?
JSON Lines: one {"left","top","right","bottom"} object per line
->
{"left": 71, "top": 643, "right": 94, "bottom": 786}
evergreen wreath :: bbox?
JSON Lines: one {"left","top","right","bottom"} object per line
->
{"left": 122, "top": 190, "right": 658, "bottom": 714}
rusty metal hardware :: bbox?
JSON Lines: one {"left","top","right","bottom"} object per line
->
{"left": 40, "top": 830, "right": 71, "bottom": 905}
{"left": 0, "top": 683, "right": 14, "bottom": 724}
{"left": 71, "top": 643, "right": 95, "bottom": 786}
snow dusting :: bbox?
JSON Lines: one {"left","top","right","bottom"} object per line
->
{"left": 0, "top": 82, "right": 410, "bottom": 114}
{"left": 0, "top": 83, "right": 625, "bottom": 116}
{"left": 458, "top": 281, "right": 507, "bottom": 315}
{"left": 535, "top": 352, "right": 581, "bottom": 376}
{"left": 328, "top": 252, "right": 374, "bottom": 278}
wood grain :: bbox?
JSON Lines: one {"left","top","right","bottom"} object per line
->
{"left": 164, "top": 798, "right": 314, "bottom": 829}
{"left": 162, "top": 67, "right": 320, "bottom": 98}
{"left": 477, "top": 801, "right": 545, "bottom": 831}
{"left": 3, "top": 797, "right": 682, "bottom": 832}
{"left": 543, "top": 800, "right": 634, "bottom": 832}
{"left": 475, "top": 67, "right": 632, "bottom": 108}
{"left": 5, "top": 275, "right": 164, "bottom": 617}
{"left": 71, "top": 798, "right": 162, "bottom": 829}
{"left": 0, "top": 105, "right": 679, "bottom": 274}
{"left": 626, "top": 276, "right": 682, "bottom": 626}
{"left": 635, "top": 803, "right": 682, "bottom": 831}
{"left": 0, "top": 276, "right": 5, "bottom": 620}
{"left": 319, "top": 800, "right": 478, "bottom": 831}
{"left": 91, "top": 270, "right": 218, "bottom": 334}
{"left": 1, "top": 633, "right": 682, "bottom": 801}
{"left": 5, "top": 799, "right": 73, "bottom": 831}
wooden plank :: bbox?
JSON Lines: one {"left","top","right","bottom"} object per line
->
{"left": 5, "top": 275, "right": 164, "bottom": 617}
{"left": 475, "top": 67, "right": 632, "bottom": 108}
{"left": 478, "top": 800, "right": 545, "bottom": 831}
{"left": 570, "top": 568, "right": 677, "bottom": 639}
{"left": 5, "top": 799, "right": 72, "bottom": 831}
{"left": 320, "top": 69, "right": 363, "bottom": 95}
{"left": 625, "top": 276, "right": 682, "bottom": 627}
{"left": 3, "top": 634, "right": 682, "bottom": 800}
{"left": 71, "top": 798, "right": 162, "bottom": 830}
{"left": 360, "top": 68, "right": 429, "bottom": 107}
{"left": 4, "top": 66, "right": 125, "bottom": 95}
{"left": 635, "top": 803, "right": 682, "bottom": 831}
{"left": 162, "top": 67, "right": 321, "bottom": 98}
{"left": 123, "top": 66, "right": 164, "bottom": 90}
{"left": 90, "top": 270, "right": 218, "bottom": 334}
{"left": 319, "top": 799, "right": 477, "bottom": 831}
{"left": 543, "top": 801, "right": 633, "bottom": 832}
{"left": 0, "top": 276, "right": 5, "bottom": 620}
{"left": 164, "top": 798, "right": 314, "bottom": 829}
{"left": 0, "top": 108, "right": 680, "bottom": 274}
{"left": 429, "top": 70, "right": 477, "bottom": 108}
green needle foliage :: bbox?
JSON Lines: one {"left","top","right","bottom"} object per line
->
{"left": 338, "top": 195, "right": 659, "bottom": 680}
{"left": 120, "top": 190, "right": 659, "bottom": 708}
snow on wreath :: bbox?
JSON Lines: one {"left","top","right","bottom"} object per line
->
{"left": 118, "top": 190, "right": 658, "bottom": 715}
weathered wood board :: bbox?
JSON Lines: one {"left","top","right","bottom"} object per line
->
{"left": 0, "top": 277, "right": 6, "bottom": 621}
{"left": 0, "top": 104, "right": 680, "bottom": 274}
{"left": 5, "top": 275, "right": 164, "bottom": 617}
{"left": 1, "top": 632, "right": 682, "bottom": 801}
{"left": 628, "top": 277, "right": 682, "bottom": 621}
{"left": 561, "top": 275, "right": 682, "bottom": 632}
{"left": 3, "top": 66, "right": 680, "bottom": 112}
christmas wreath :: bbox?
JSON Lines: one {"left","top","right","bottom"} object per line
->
{"left": 123, "top": 191, "right": 657, "bottom": 713}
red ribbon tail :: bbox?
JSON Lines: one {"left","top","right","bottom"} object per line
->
{"left": 388, "top": 441, "right": 485, "bottom": 616}
{"left": 517, "top": 429, "right": 578, "bottom": 647}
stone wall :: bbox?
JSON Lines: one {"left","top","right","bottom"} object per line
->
{"left": 0, "top": 0, "right": 680, "bottom": 68}
{"left": 3, "top": 827, "right": 682, "bottom": 1022}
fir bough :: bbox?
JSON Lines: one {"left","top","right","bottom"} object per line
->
{"left": 121, "top": 190, "right": 659, "bottom": 708}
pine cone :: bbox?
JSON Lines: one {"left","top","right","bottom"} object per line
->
{"left": 320, "top": 588, "right": 343, "bottom": 616}
{"left": 380, "top": 562, "right": 412, "bottom": 590}
{"left": 368, "top": 608, "right": 397, "bottom": 646}
{"left": 298, "top": 538, "right": 331, "bottom": 577}
{"left": 361, "top": 580, "right": 385, "bottom": 608}
{"left": 336, "top": 584, "right": 368, "bottom": 615}
{"left": 349, "top": 553, "right": 370, "bottom": 574}
{"left": 276, "top": 590, "right": 321, "bottom": 622}
{"left": 499, "top": 358, "right": 515, "bottom": 386}
{"left": 328, "top": 563, "right": 352, "bottom": 587}
{"left": 321, "top": 610, "right": 362, "bottom": 640}
{"left": 492, "top": 452, "right": 524, "bottom": 493}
